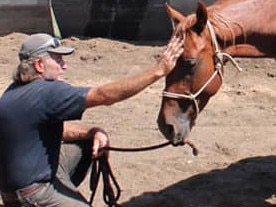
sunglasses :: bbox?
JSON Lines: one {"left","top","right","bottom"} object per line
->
{"left": 19, "top": 38, "right": 61, "bottom": 60}
{"left": 29, "top": 38, "right": 61, "bottom": 56}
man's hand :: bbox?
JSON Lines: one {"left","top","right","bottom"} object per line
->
{"left": 158, "top": 35, "right": 184, "bottom": 75}
{"left": 91, "top": 129, "right": 109, "bottom": 158}
{"left": 62, "top": 122, "right": 109, "bottom": 158}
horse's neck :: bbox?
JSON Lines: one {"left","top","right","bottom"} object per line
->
{"left": 209, "top": 0, "right": 276, "bottom": 57}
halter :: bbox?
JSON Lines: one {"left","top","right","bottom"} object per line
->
{"left": 163, "top": 20, "right": 242, "bottom": 117}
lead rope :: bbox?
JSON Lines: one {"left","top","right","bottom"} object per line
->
{"left": 89, "top": 141, "right": 199, "bottom": 206}
{"left": 88, "top": 142, "right": 171, "bottom": 207}
{"left": 89, "top": 154, "right": 121, "bottom": 207}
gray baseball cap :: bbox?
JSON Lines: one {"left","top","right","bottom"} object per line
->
{"left": 19, "top": 33, "right": 74, "bottom": 60}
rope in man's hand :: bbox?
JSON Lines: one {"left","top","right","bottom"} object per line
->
{"left": 89, "top": 154, "right": 121, "bottom": 207}
{"left": 89, "top": 140, "right": 198, "bottom": 206}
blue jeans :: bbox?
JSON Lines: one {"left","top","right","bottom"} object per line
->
{"left": 3, "top": 140, "right": 93, "bottom": 207}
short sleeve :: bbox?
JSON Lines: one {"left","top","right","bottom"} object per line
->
{"left": 41, "top": 81, "right": 90, "bottom": 121}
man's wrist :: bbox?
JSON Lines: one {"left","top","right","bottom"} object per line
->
{"left": 156, "top": 59, "right": 168, "bottom": 76}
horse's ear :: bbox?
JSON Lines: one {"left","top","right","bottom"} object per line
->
{"left": 193, "top": 1, "right": 208, "bottom": 34}
{"left": 165, "top": 3, "right": 186, "bottom": 31}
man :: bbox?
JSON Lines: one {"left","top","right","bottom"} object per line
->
{"left": 0, "top": 33, "right": 183, "bottom": 207}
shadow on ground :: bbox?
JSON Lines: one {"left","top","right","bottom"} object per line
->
{"left": 120, "top": 156, "right": 276, "bottom": 207}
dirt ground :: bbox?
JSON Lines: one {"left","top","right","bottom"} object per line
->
{"left": 0, "top": 33, "right": 275, "bottom": 207}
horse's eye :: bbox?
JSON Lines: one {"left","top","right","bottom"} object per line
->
{"left": 179, "top": 58, "right": 197, "bottom": 75}
{"left": 183, "top": 59, "right": 197, "bottom": 68}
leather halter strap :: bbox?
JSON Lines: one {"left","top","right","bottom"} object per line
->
{"left": 163, "top": 20, "right": 242, "bottom": 117}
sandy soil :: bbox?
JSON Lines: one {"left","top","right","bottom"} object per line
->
{"left": 0, "top": 33, "right": 275, "bottom": 207}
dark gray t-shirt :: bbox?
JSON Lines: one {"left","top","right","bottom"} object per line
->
{"left": 0, "top": 79, "right": 89, "bottom": 192}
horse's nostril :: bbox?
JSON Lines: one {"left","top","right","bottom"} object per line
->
{"left": 166, "top": 124, "right": 175, "bottom": 139}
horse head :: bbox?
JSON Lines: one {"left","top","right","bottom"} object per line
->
{"left": 157, "top": 2, "right": 226, "bottom": 145}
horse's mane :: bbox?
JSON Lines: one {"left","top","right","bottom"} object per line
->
{"left": 208, "top": 10, "right": 246, "bottom": 48}
{"left": 174, "top": 0, "right": 247, "bottom": 49}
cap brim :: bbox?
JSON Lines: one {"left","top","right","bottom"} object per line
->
{"left": 47, "top": 46, "right": 74, "bottom": 55}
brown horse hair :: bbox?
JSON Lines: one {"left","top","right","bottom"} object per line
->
{"left": 208, "top": 10, "right": 246, "bottom": 48}
{"left": 173, "top": 7, "right": 247, "bottom": 50}
{"left": 173, "top": 23, "right": 184, "bottom": 37}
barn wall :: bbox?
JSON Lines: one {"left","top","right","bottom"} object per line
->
{"left": 53, "top": 0, "right": 216, "bottom": 41}
{"left": 0, "top": 0, "right": 52, "bottom": 36}
{"left": 138, "top": 0, "right": 216, "bottom": 40}
{"left": 0, "top": 0, "right": 216, "bottom": 41}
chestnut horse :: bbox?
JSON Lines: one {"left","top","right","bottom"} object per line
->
{"left": 157, "top": 0, "right": 276, "bottom": 145}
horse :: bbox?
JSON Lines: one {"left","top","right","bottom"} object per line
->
{"left": 157, "top": 0, "right": 276, "bottom": 146}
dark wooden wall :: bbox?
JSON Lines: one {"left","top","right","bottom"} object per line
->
{"left": 0, "top": 3, "right": 51, "bottom": 36}
{"left": 53, "top": 0, "right": 216, "bottom": 41}
{"left": 0, "top": 0, "right": 216, "bottom": 41}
